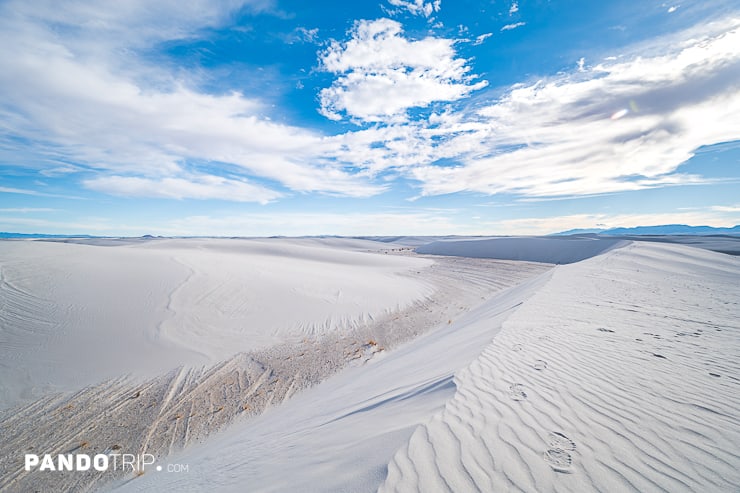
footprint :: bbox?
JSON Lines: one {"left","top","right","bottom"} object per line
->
{"left": 544, "top": 448, "right": 573, "bottom": 473}
{"left": 509, "top": 383, "right": 527, "bottom": 401}
{"left": 597, "top": 328, "right": 615, "bottom": 333}
{"left": 548, "top": 431, "right": 576, "bottom": 451}
{"left": 533, "top": 360, "right": 548, "bottom": 371}
{"left": 544, "top": 432, "right": 576, "bottom": 473}
{"left": 512, "top": 344, "right": 523, "bottom": 352}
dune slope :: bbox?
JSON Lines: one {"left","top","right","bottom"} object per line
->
{"left": 0, "top": 238, "right": 433, "bottom": 408}
{"left": 382, "top": 241, "right": 740, "bottom": 492}
{"left": 416, "top": 237, "right": 625, "bottom": 264}
{"left": 118, "top": 241, "right": 738, "bottom": 493}
{"left": 0, "top": 240, "right": 549, "bottom": 492}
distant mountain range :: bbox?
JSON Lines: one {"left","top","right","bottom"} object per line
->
{"left": 2, "top": 225, "right": 739, "bottom": 239}
{"left": 554, "top": 224, "right": 740, "bottom": 236}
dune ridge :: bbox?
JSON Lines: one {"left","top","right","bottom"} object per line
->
{"left": 0, "top": 238, "right": 434, "bottom": 408}
{"left": 0, "top": 244, "right": 549, "bottom": 493}
{"left": 2, "top": 237, "right": 737, "bottom": 492}
{"left": 381, "top": 242, "right": 740, "bottom": 492}
{"left": 416, "top": 237, "right": 626, "bottom": 264}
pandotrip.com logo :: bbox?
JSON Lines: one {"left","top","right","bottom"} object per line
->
{"left": 25, "top": 453, "right": 189, "bottom": 474}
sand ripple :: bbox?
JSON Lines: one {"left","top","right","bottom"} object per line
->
{"left": 381, "top": 242, "right": 740, "bottom": 492}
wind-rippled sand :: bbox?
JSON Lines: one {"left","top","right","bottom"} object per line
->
{"left": 381, "top": 242, "right": 740, "bottom": 492}
{"left": 1, "top": 237, "right": 738, "bottom": 492}
{"left": 0, "top": 237, "right": 547, "bottom": 492}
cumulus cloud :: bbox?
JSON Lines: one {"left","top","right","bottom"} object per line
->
{"left": 319, "top": 18, "right": 486, "bottom": 123}
{"left": 404, "top": 19, "right": 740, "bottom": 198}
{"left": 1, "top": 0, "right": 738, "bottom": 208}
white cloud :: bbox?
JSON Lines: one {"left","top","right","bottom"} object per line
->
{"left": 577, "top": 57, "right": 586, "bottom": 72}
{"left": 298, "top": 27, "right": 319, "bottom": 43}
{"left": 2, "top": 208, "right": 737, "bottom": 237}
{"left": 492, "top": 211, "right": 740, "bottom": 235}
{"left": 0, "top": 186, "right": 83, "bottom": 199}
{"left": 407, "top": 19, "right": 740, "bottom": 198}
{"left": 163, "top": 210, "right": 469, "bottom": 236}
{"left": 0, "top": 0, "right": 381, "bottom": 200}
{"left": 319, "top": 18, "right": 486, "bottom": 123}
{"left": 711, "top": 204, "right": 740, "bottom": 212}
{"left": 501, "top": 22, "right": 526, "bottom": 32}
{"left": 509, "top": 2, "right": 519, "bottom": 15}
{"left": 282, "top": 27, "right": 320, "bottom": 44}
{"left": 0, "top": 215, "right": 117, "bottom": 233}
{"left": 0, "top": 208, "right": 58, "bottom": 213}
{"left": 0, "top": 209, "right": 474, "bottom": 237}
{"left": 1, "top": 0, "right": 738, "bottom": 210}
{"left": 83, "top": 174, "right": 283, "bottom": 204}
{"left": 387, "top": 0, "right": 441, "bottom": 18}
{"left": 668, "top": 5, "right": 679, "bottom": 13}
{"left": 39, "top": 166, "right": 83, "bottom": 177}
{"left": 473, "top": 33, "right": 493, "bottom": 45}
{"left": 7, "top": 0, "right": 273, "bottom": 46}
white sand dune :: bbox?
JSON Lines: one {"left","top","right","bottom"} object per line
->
{"left": 112, "top": 263, "right": 553, "bottom": 493}
{"left": 1, "top": 237, "right": 738, "bottom": 492}
{"left": 0, "top": 238, "right": 548, "bottom": 492}
{"left": 119, "top": 240, "right": 739, "bottom": 493}
{"left": 416, "top": 236, "right": 626, "bottom": 264}
{"left": 0, "top": 238, "right": 433, "bottom": 408}
{"left": 382, "top": 241, "right": 740, "bottom": 492}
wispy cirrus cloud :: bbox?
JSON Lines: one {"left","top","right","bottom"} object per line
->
{"left": 473, "top": 33, "right": 493, "bottom": 45}
{"left": 0, "top": 207, "right": 58, "bottom": 213}
{"left": 501, "top": 22, "right": 526, "bottom": 31}
{"left": 711, "top": 204, "right": 740, "bottom": 213}
{"left": 0, "top": 186, "right": 83, "bottom": 199}
{"left": 163, "top": 210, "right": 467, "bottom": 237}
{"left": 314, "top": 17, "right": 740, "bottom": 204}
{"left": 0, "top": 0, "right": 738, "bottom": 212}
{"left": 318, "top": 18, "right": 486, "bottom": 123}
{"left": 0, "top": 0, "right": 382, "bottom": 202}
{"left": 402, "top": 19, "right": 740, "bottom": 198}
{"left": 386, "top": 0, "right": 441, "bottom": 18}
{"left": 83, "top": 175, "right": 283, "bottom": 204}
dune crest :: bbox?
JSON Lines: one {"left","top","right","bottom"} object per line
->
{"left": 381, "top": 242, "right": 740, "bottom": 492}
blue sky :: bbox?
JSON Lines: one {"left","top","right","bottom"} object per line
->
{"left": 0, "top": 0, "right": 738, "bottom": 236}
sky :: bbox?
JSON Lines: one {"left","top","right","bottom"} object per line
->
{"left": 0, "top": 0, "right": 739, "bottom": 236}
